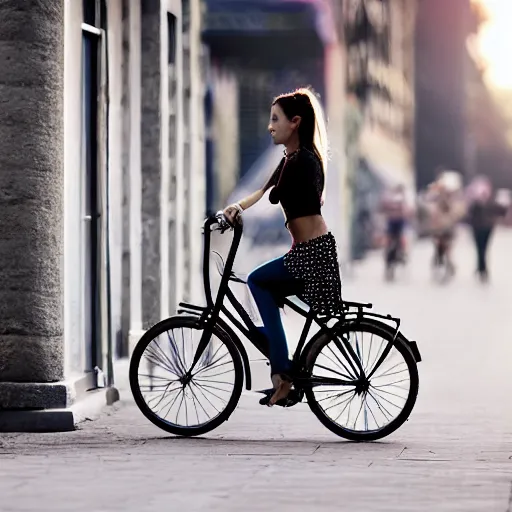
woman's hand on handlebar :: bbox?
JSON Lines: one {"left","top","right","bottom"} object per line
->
{"left": 223, "top": 203, "right": 243, "bottom": 226}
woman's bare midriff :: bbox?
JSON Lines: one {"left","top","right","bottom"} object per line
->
{"left": 287, "top": 214, "right": 328, "bottom": 243}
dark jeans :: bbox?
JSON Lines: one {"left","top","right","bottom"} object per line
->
{"left": 247, "top": 256, "right": 299, "bottom": 376}
{"left": 387, "top": 218, "right": 405, "bottom": 237}
{"left": 472, "top": 227, "right": 493, "bottom": 274}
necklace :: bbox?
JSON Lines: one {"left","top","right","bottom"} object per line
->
{"left": 284, "top": 148, "right": 300, "bottom": 160}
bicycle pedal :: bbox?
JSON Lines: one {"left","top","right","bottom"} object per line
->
{"left": 258, "top": 388, "right": 302, "bottom": 408}
{"left": 255, "top": 388, "right": 274, "bottom": 396}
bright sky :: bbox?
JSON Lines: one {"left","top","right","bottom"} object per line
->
{"left": 471, "top": 0, "right": 512, "bottom": 89}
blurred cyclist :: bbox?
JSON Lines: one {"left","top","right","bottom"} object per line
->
{"left": 380, "top": 184, "right": 411, "bottom": 264}
{"left": 424, "top": 180, "right": 465, "bottom": 278}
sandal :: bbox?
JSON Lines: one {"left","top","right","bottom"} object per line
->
{"left": 267, "top": 374, "right": 292, "bottom": 407}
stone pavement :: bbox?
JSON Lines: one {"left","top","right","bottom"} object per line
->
{"left": 2, "top": 227, "right": 512, "bottom": 512}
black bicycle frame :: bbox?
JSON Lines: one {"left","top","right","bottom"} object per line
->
{"left": 178, "top": 213, "right": 420, "bottom": 387}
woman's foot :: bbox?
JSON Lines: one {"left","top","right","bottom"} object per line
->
{"left": 268, "top": 374, "right": 292, "bottom": 406}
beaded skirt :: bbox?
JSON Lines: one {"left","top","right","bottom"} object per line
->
{"left": 283, "top": 232, "right": 344, "bottom": 317}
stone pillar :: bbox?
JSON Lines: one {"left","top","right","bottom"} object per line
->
{"left": 120, "top": 0, "right": 131, "bottom": 357}
{"left": 188, "top": 0, "right": 207, "bottom": 304}
{"left": 0, "top": 2, "right": 71, "bottom": 431}
{"left": 128, "top": 0, "right": 143, "bottom": 354}
{"left": 140, "top": 0, "right": 163, "bottom": 328}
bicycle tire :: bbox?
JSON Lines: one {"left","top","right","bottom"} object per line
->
{"left": 302, "top": 320, "right": 419, "bottom": 441}
{"left": 129, "top": 316, "right": 244, "bottom": 437}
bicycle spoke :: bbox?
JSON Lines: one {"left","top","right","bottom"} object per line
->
{"left": 372, "top": 379, "right": 410, "bottom": 389}
{"left": 365, "top": 399, "right": 380, "bottom": 429}
{"left": 166, "top": 330, "right": 187, "bottom": 374}
{"left": 334, "top": 394, "right": 357, "bottom": 423}
{"left": 193, "top": 359, "right": 233, "bottom": 377}
{"left": 146, "top": 382, "right": 181, "bottom": 409}
{"left": 370, "top": 384, "right": 408, "bottom": 401}
{"left": 314, "top": 363, "right": 355, "bottom": 381}
{"left": 367, "top": 390, "right": 393, "bottom": 420}
{"left": 190, "top": 380, "right": 222, "bottom": 415}
{"left": 315, "top": 388, "right": 354, "bottom": 404}
{"left": 367, "top": 341, "right": 397, "bottom": 380}
{"left": 138, "top": 373, "right": 178, "bottom": 381}
{"left": 321, "top": 346, "right": 356, "bottom": 380}
{"left": 199, "top": 342, "right": 225, "bottom": 370}
{"left": 352, "top": 396, "right": 366, "bottom": 429}
{"left": 139, "top": 383, "right": 178, "bottom": 390}
{"left": 143, "top": 343, "right": 179, "bottom": 377}
{"left": 360, "top": 331, "right": 364, "bottom": 369}
{"left": 159, "top": 386, "right": 184, "bottom": 420}
{"left": 154, "top": 337, "right": 185, "bottom": 375}
{"left": 175, "top": 392, "right": 186, "bottom": 425}
{"left": 193, "top": 381, "right": 229, "bottom": 404}
{"left": 373, "top": 359, "right": 406, "bottom": 376}
{"left": 354, "top": 331, "right": 362, "bottom": 364}
{"left": 324, "top": 390, "right": 355, "bottom": 413}
{"left": 186, "top": 382, "right": 211, "bottom": 421}
{"left": 326, "top": 342, "right": 358, "bottom": 380}
{"left": 365, "top": 333, "right": 374, "bottom": 373}
{"left": 195, "top": 366, "right": 234, "bottom": 380}
{"left": 193, "top": 380, "right": 233, "bottom": 395}
{"left": 189, "top": 388, "right": 200, "bottom": 425}
{"left": 366, "top": 336, "right": 386, "bottom": 378}
{"left": 372, "top": 366, "right": 409, "bottom": 380}
{"left": 370, "top": 387, "right": 403, "bottom": 410}
{"left": 194, "top": 377, "right": 234, "bottom": 386}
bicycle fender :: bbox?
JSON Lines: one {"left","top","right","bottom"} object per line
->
{"left": 343, "top": 318, "right": 422, "bottom": 363}
{"left": 300, "top": 318, "right": 422, "bottom": 365}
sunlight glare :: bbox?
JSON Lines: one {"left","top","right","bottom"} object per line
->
{"left": 472, "top": 0, "right": 512, "bottom": 89}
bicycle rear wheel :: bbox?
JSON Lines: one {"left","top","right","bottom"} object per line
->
{"left": 303, "top": 320, "right": 419, "bottom": 441}
{"left": 129, "top": 316, "right": 243, "bottom": 436}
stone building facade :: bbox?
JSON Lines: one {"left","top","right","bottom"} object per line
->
{"left": 0, "top": 0, "right": 207, "bottom": 432}
{"left": 342, "top": 0, "right": 418, "bottom": 255}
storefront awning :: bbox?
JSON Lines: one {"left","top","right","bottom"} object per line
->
{"left": 203, "top": 0, "right": 337, "bottom": 56}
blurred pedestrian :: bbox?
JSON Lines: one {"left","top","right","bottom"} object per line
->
{"left": 466, "top": 176, "right": 509, "bottom": 282}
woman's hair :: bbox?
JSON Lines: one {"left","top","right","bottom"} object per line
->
{"left": 272, "top": 86, "right": 329, "bottom": 178}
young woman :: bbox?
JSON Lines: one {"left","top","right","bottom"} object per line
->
{"left": 223, "top": 87, "right": 344, "bottom": 407}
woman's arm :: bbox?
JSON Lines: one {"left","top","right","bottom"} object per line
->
{"left": 237, "top": 189, "right": 264, "bottom": 210}
{"left": 223, "top": 161, "right": 283, "bottom": 224}
{"left": 223, "top": 188, "right": 265, "bottom": 224}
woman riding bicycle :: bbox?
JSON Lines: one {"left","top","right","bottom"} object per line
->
{"left": 223, "top": 87, "right": 344, "bottom": 407}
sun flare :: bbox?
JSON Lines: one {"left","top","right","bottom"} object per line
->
{"left": 471, "top": 0, "right": 512, "bottom": 89}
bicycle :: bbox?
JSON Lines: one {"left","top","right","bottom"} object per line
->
{"left": 432, "top": 232, "right": 455, "bottom": 284}
{"left": 384, "top": 231, "right": 406, "bottom": 282}
{"left": 129, "top": 212, "right": 422, "bottom": 441}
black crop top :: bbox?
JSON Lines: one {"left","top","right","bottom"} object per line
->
{"left": 263, "top": 148, "right": 324, "bottom": 225}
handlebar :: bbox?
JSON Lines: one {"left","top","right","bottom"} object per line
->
{"left": 202, "top": 211, "right": 244, "bottom": 307}
{"left": 204, "top": 210, "right": 243, "bottom": 234}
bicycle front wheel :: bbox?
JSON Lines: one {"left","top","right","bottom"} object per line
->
{"left": 303, "top": 320, "right": 419, "bottom": 441}
{"left": 129, "top": 316, "right": 244, "bottom": 436}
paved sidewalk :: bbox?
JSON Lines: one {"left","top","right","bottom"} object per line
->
{"left": 2, "top": 227, "right": 512, "bottom": 511}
